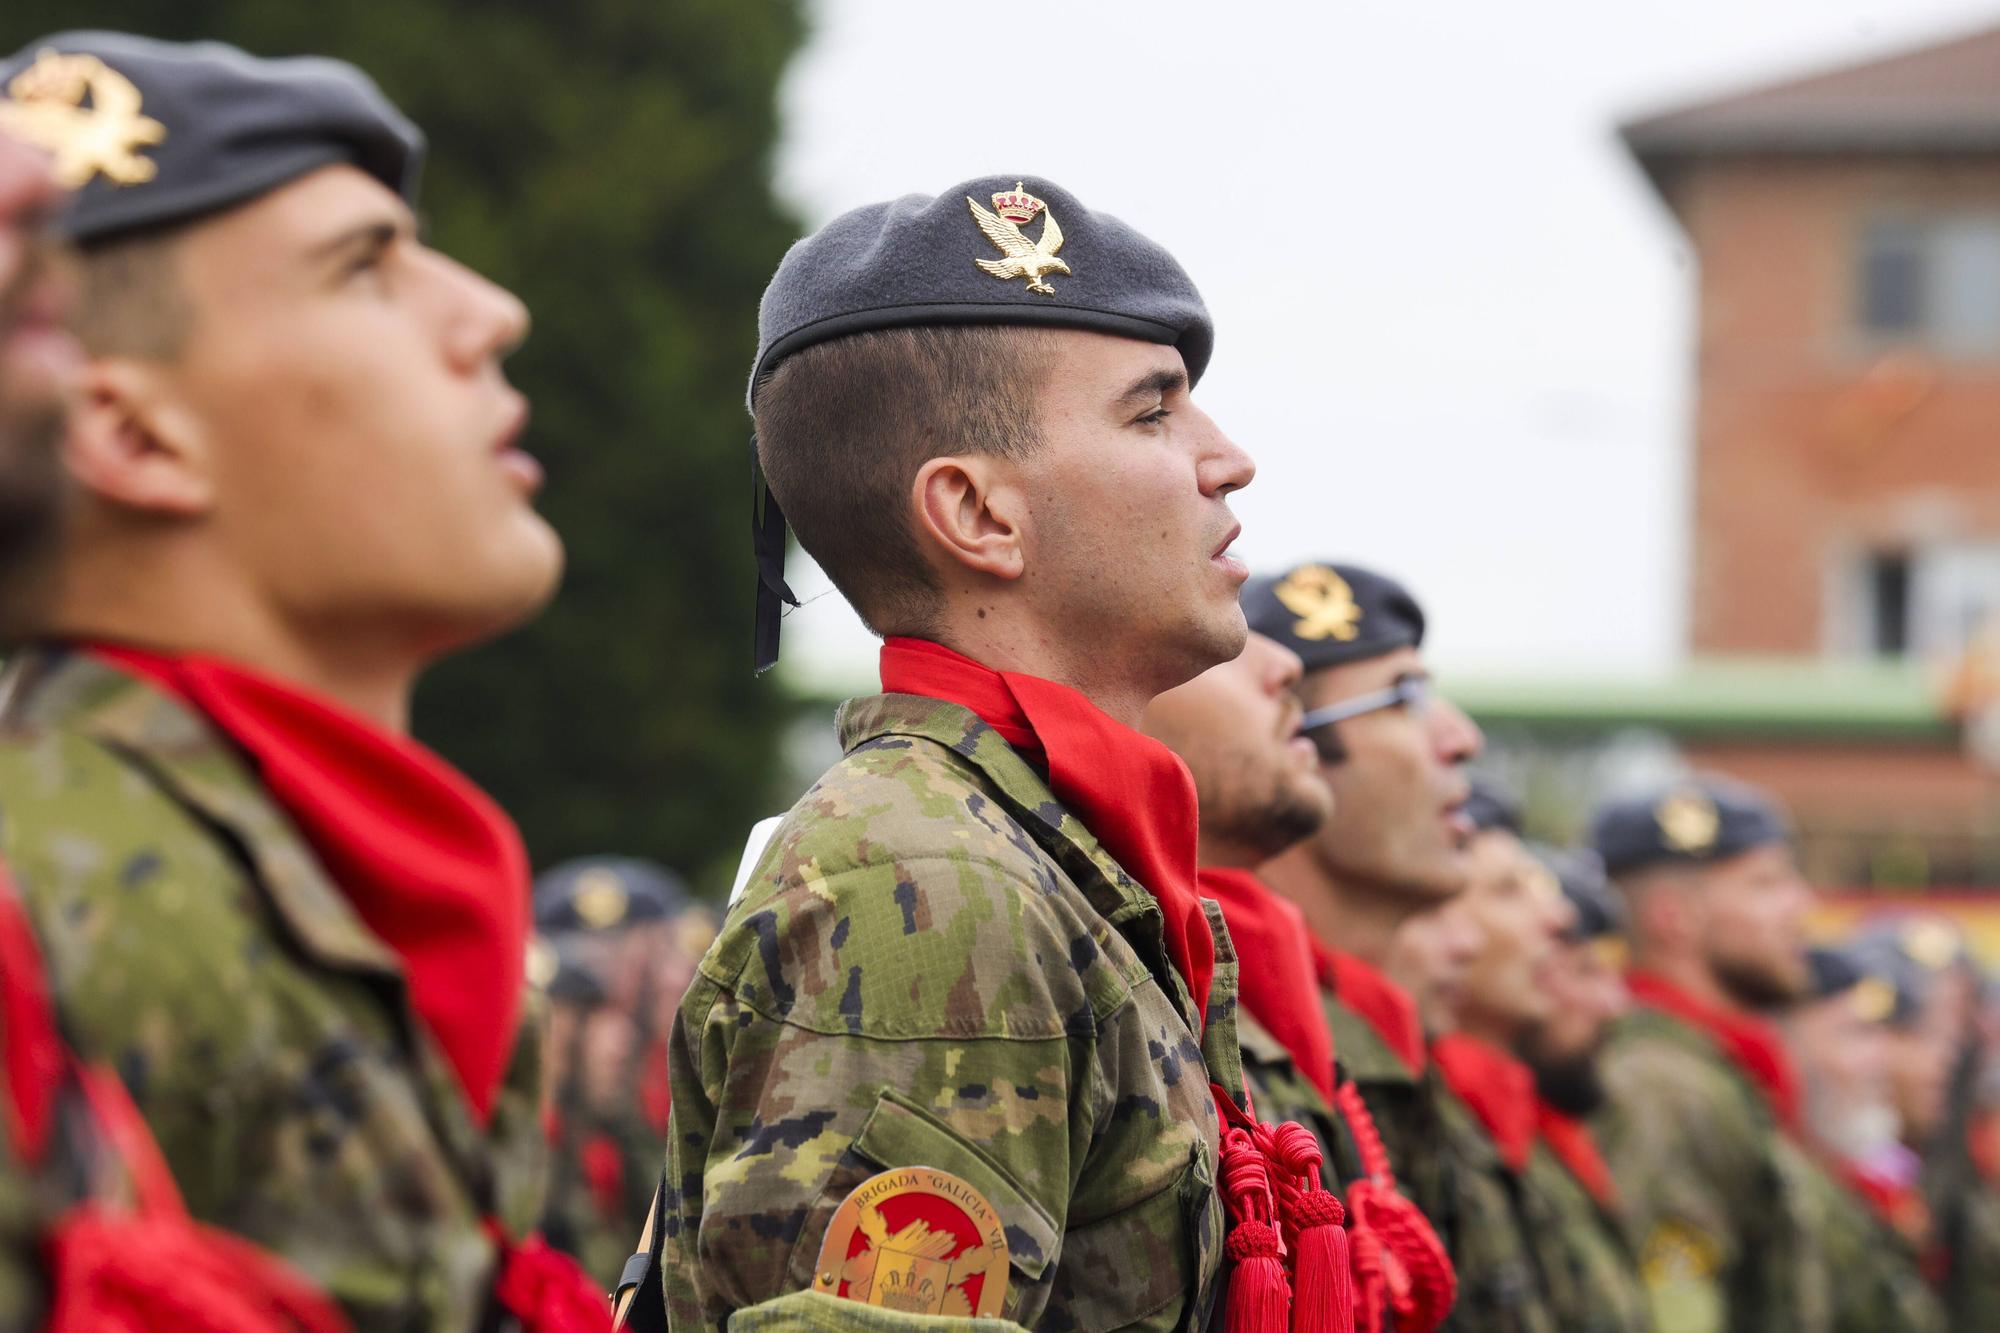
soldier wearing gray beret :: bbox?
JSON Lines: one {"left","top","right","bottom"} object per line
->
{"left": 0, "top": 30, "right": 590, "bottom": 1330}
{"left": 0, "top": 30, "right": 421, "bottom": 243}
{"left": 746, "top": 175, "right": 1215, "bottom": 671}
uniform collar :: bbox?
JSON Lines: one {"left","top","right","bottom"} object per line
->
{"left": 838, "top": 691, "right": 1207, "bottom": 1031}
{"left": 0, "top": 645, "right": 399, "bottom": 977}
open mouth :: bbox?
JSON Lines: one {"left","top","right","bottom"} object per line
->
{"left": 1211, "top": 524, "right": 1247, "bottom": 583}
{"left": 492, "top": 396, "right": 542, "bottom": 492}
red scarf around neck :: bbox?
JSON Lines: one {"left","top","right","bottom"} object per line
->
{"left": 1312, "top": 943, "right": 1428, "bottom": 1076}
{"left": 1199, "top": 867, "right": 1336, "bottom": 1100}
{"left": 1627, "top": 971, "right": 1802, "bottom": 1135}
{"left": 1430, "top": 1034, "right": 1537, "bottom": 1173}
{"left": 91, "top": 645, "right": 528, "bottom": 1125}
{"left": 1534, "top": 1100, "right": 1617, "bottom": 1210}
{"left": 879, "top": 638, "right": 1214, "bottom": 1024}
{"left": 882, "top": 640, "right": 1359, "bottom": 1332}
{"left": 1, "top": 863, "right": 64, "bottom": 1164}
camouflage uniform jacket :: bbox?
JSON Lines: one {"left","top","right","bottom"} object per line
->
{"left": 1519, "top": 1140, "right": 1649, "bottom": 1333}
{"left": 1323, "top": 992, "right": 1451, "bottom": 1232}
{"left": 1928, "top": 1123, "right": 2000, "bottom": 1332}
{"left": 1596, "top": 1007, "right": 1829, "bottom": 1333}
{"left": 0, "top": 647, "right": 548, "bottom": 1331}
{"left": 662, "top": 693, "right": 1243, "bottom": 1331}
{"left": 1432, "top": 1083, "right": 1557, "bottom": 1333}
{"left": 1236, "top": 1009, "right": 1366, "bottom": 1192}
{"left": 1792, "top": 1155, "right": 1942, "bottom": 1333}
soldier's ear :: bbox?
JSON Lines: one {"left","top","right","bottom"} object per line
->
{"left": 911, "top": 454, "right": 1025, "bottom": 584}
{"left": 63, "top": 356, "right": 214, "bottom": 517}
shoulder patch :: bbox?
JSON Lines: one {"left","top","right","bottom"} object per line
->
{"left": 813, "top": 1166, "right": 1010, "bottom": 1317}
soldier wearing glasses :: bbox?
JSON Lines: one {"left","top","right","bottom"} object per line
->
{"left": 1247, "top": 564, "right": 1494, "bottom": 1306}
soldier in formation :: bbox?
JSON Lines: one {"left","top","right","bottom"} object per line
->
{"left": 0, "top": 30, "right": 606, "bottom": 1329}
{"left": 5, "top": 25, "right": 2000, "bottom": 1333}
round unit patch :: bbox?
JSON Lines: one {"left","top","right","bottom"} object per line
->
{"left": 812, "top": 1166, "right": 1011, "bottom": 1318}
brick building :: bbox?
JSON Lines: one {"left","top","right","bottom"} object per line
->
{"left": 1463, "top": 27, "right": 2000, "bottom": 894}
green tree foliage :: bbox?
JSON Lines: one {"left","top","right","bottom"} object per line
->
{"left": 4, "top": 0, "right": 808, "bottom": 890}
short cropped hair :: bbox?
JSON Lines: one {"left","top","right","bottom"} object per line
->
{"left": 753, "top": 325, "right": 1053, "bottom": 634}
{"left": 68, "top": 223, "right": 194, "bottom": 361}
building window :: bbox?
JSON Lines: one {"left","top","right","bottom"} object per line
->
{"left": 1850, "top": 543, "right": 2000, "bottom": 659}
{"left": 1858, "top": 216, "right": 2000, "bottom": 355}
{"left": 1865, "top": 550, "right": 1911, "bottom": 657}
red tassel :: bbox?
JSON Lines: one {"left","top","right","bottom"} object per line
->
{"left": 1334, "top": 1082, "right": 1457, "bottom": 1333}
{"left": 1269, "top": 1121, "right": 1354, "bottom": 1333}
{"left": 1219, "top": 1127, "right": 1292, "bottom": 1333}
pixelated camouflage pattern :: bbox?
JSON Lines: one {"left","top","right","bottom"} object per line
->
{"left": 1431, "top": 1081, "right": 1558, "bottom": 1333}
{"left": 1235, "top": 1011, "right": 1366, "bottom": 1192}
{"left": 1791, "top": 1155, "right": 1942, "bottom": 1333}
{"left": 662, "top": 693, "right": 1245, "bottom": 1331}
{"left": 1322, "top": 992, "right": 1452, "bottom": 1231}
{"left": 1596, "top": 1007, "right": 1830, "bottom": 1333}
{"left": 1519, "top": 1140, "right": 1649, "bottom": 1333}
{"left": 1928, "top": 1127, "right": 2000, "bottom": 1331}
{"left": 0, "top": 1104, "right": 44, "bottom": 1329}
{"left": 0, "top": 647, "right": 548, "bottom": 1330}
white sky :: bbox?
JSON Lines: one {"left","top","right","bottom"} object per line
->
{"left": 768, "top": 0, "right": 2000, "bottom": 695}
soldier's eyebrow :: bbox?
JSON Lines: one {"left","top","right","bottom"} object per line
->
{"left": 1114, "top": 367, "right": 1187, "bottom": 408}
{"left": 306, "top": 214, "right": 414, "bottom": 268}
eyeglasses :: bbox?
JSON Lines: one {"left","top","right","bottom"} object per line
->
{"left": 1299, "top": 675, "right": 1434, "bottom": 735}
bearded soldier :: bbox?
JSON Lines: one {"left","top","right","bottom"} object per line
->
{"left": 1518, "top": 850, "right": 1650, "bottom": 1333}
{"left": 1143, "top": 630, "right": 1459, "bottom": 1332}
{"left": 1591, "top": 777, "right": 1829, "bottom": 1333}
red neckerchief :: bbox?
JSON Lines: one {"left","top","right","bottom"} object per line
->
{"left": 879, "top": 638, "right": 1214, "bottom": 1024}
{"left": 90, "top": 646, "right": 528, "bottom": 1126}
{"left": 0, "top": 864, "right": 63, "bottom": 1163}
{"left": 1534, "top": 1099, "right": 1617, "bottom": 1210}
{"left": 1200, "top": 868, "right": 1336, "bottom": 1100}
{"left": 1312, "top": 943, "right": 1427, "bottom": 1076}
{"left": 1627, "top": 971, "right": 1803, "bottom": 1135}
{"left": 1837, "top": 1159, "right": 1932, "bottom": 1244}
{"left": 880, "top": 640, "right": 1350, "bottom": 1332}
{"left": 1430, "top": 1034, "right": 1537, "bottom": 1173}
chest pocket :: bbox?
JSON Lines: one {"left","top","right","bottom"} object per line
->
{"left": 784, "top": 1090, "right": 1058, "bottom": 1325}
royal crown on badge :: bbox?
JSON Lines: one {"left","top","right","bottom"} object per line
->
{"left": 990, "top": 183, "right": 1045, "bottom": 225}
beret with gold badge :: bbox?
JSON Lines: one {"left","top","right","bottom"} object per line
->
{"left": 0, "top": 30, "right": 421, "bottom": 244}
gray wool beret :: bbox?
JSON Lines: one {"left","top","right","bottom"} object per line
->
{"left": 1589, "top": 773, "right": 1792, "bottom": 878}
{"left": 748, "top": 174, "right": 1214, "bottom": 406}
{"left": 1243, "top": 562, "right": 1428, "bottom": 674}
{"left": 0, "top": 31, "right": 423, "bottom": 244}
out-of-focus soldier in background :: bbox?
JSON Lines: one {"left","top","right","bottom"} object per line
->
{"left": 1590, "top": 777, "right": 1829, "bottom": 1333}
{"left": 531, "top": 856, "right": 714, "bottom": 1285}
{"left": 1782, "top": 944, "right": 1944, "bottom": 1333}
{"left": 1849, "top": 917, "right": 2000, "bottom": 1332}
{"left": 1517, "top": 848, "right": 1650, "bottom": 1333}
{"left": 1251, "top": 563, "right": 1484, "bottom": 1235}
{"left": 1143, "top": 630, "right": 1459, "bottom": 1332}
{"left": 1414, "top": 785, "right": 1565, "bottom": 1333}
{"left": 0, "top": 32, "right": 610, "bottom": 1329}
